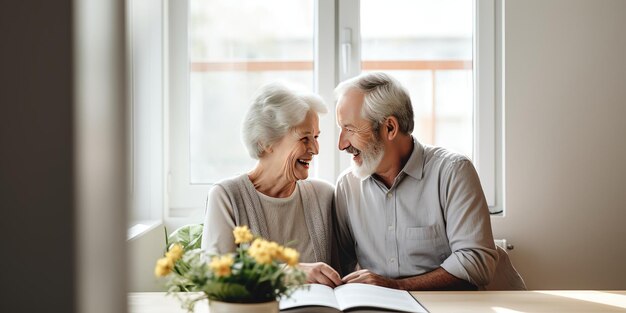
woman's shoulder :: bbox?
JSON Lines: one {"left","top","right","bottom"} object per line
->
{"left": 208, "top": 174, "right": 252, "bottom": 202}
{"left": 299, "top": 178, "right": 334, "bottom": 196}
{"left": 213, "top": 173, "right": 249, "bottom": 189}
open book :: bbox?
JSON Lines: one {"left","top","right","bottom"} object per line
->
{"left": 279, "top": 283, "right": 428, "bottom": 313}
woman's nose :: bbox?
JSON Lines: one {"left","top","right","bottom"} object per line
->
{"left": 309, "top": 140, "right": 319, "bottom": 155}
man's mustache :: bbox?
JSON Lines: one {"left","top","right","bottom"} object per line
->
{"left": 345, "top": 145, "right": 360, "bottom": 155}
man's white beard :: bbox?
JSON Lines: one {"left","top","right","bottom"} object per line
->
{"left": 352, "top": 137, "right": 385, "bottom": 179}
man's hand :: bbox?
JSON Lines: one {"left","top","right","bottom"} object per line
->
{"left": 343, "top": 267, "right": 477, "bottom": 291}
{"left": 299, "top": 262, "right": 343, "bottom": 287}
{"left": 342, "top": 269, "right": 399, "bottom": 289}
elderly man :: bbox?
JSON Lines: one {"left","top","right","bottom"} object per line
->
{"left": 333, "top": 72, "right": 498, "bottom": 290}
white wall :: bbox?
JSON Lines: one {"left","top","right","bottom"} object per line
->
{"left": 74, "top": 0, "right": 129, "bottom": 312}
{"left": 128, "top": 224, "right": 167, "bottom": 292}
{"left": 492, "top": 0, "right": 626, "bottom": 289}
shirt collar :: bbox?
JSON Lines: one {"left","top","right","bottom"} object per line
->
{"left": 401, "top": 137, "right": 424, "bottom": 181}
{"left": 359, "top": 136, "right": 424, "bottom": 183}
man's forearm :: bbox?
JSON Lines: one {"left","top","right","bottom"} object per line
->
{"left": 395, "top": 267, "right": 477, "bottom": 291}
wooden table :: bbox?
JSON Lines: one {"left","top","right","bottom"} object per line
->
{"left": 129, "top": 290, "right": 626, "bottom": 312}
{"left": 410, "top": 290, "right": 626, "bottom": 312}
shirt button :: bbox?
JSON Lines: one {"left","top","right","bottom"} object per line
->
{"left": 388, "top": 226, "right": 393, "bottom": 231}
{"left": 389, "top": 258, "right": 395, "bottom": 263}
{"left": 387, "top": 193, "right": 392, "bottom": 199}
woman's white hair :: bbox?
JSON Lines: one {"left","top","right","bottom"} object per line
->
{"left": 242, "top": 82, "right": 327, "bottom": 159}
{"left": 335, "top": 72, "right": 414, "bottom": 134}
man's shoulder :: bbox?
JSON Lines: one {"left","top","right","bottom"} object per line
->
{"left": 423, "top": 144, "right": 471, "bottom": 168}
{"left": 336, "top": 167, "right": 360, "bottom": 187}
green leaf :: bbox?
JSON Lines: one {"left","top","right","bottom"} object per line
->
{"left": 203, "top": 282, "right": 252, "bottom": 302}
{"left": 168, "top": 224, "right": 204, "bottom": 251}
{"left": 160, "top": 224, "right": 307, "bottom": 304}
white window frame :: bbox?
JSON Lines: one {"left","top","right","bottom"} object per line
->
{"left": 127, "top": 0, "right": 167, "bottom": 232}
{"left": 473, "top": 0, "right": 502, "bottom": 213}
{"left": 167, "top": 0, "right": 208, "bottom": 225}
{"left": 314, "top": 0, "right": 339, "bottom": 185}
{"left": 166, "top": 0, "right": 504, "bottom": 222}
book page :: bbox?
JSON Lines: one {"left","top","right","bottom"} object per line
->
{"left": 279, "top": 284, "right": 341, "bottom": 311}
{"left": 334, "top": 283, "right": 428, "bottom": 313}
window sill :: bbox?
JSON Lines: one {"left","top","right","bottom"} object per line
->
{"left": 127, "top": 220, "right": 162, "bottom": 241}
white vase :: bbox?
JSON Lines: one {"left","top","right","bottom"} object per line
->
{"left": 208, "top": 300, "right": 279, "bottom": 313}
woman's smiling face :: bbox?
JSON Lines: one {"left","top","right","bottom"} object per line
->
{"left": 269, "top": 110, "right": 320, "bottom": 182}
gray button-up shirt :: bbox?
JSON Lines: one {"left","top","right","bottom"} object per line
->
{"left": 334, "top": 138, "right": 498, "bottom": 286}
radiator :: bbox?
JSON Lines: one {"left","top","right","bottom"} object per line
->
{"left": 494, "top": 239, "right": 514, "bottom": 250}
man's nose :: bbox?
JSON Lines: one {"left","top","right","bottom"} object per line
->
{"left": 338, "top": 129, "right": 349, "bottom": 151}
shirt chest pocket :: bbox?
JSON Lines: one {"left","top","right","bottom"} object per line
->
{"left": 405, "top": 225, "right": 440, "bottom": 240}
{"left": 403, "top": 225, "right": 449, "bottom": 269}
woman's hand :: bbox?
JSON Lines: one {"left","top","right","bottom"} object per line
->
{"left": 298, "top": 262, "right": 343, "bottom": 287}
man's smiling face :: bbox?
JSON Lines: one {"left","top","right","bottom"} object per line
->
{"left": 336, "top": 88, "right": 385, "bottom": 178}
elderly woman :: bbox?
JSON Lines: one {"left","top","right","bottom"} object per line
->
{"left": 201, "top": 82, "right": 341, "bottom": 287}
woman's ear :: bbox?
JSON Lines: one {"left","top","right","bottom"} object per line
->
{"left": 259, "top": 142, "right": 273, "bottom": 156}
{"left": 385, "top": 116, "right": 400, "bottom": 141}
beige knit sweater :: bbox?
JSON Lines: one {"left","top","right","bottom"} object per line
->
{"left": 201, "top": 174, "right": 335, "bottom": 264}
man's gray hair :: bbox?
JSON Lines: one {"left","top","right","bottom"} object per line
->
{"left": 335, "top": 72, "right": 414, "bottom": 134}
{"left": 242, "top": 82, "right": 327, "bottom": 159}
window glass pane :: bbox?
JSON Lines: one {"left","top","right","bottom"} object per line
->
{"left": 189, "top": 0, "right": 314, "bottom": 184}
{"left": 361, "top": 0, "right": 473, "bottom": 158}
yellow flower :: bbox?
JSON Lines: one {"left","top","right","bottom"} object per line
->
{"left": 265, "top": 241, "right": 280, "bottom": 258}
{"left": 247, "top": 238, "right": 273, "bottom": 264}
{"left": 280, "top": 247, "right": 299, "bottom": 267}
{"left": 233, "top": 225, "right": 253, "bottom": 244}
{"left": 249, "top": 238, "right": 264, "bottom": 250}
{"left": 210, "top": 255, "right": 234, "bottom": 277}
{"left": 165, "top": 243, "right": 184, "bottom": 261}
{"left": 154, "top": 257, "right": 174, "bottom": 277}
{"left": 254, "top": 250, "right": 273, "bottom": 264}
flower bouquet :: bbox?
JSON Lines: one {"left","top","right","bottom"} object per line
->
{"left": 154, "top": 225, "right": 306, "bottom": 312}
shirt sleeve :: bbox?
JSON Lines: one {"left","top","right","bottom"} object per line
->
{"left": 201, "top": 184, "right": 237, "bottom": 255}
{"left": 333, "top": 176, "right": 359, "bottom": 276}
{"left": 439, "top": 159, "right": 499, "bottom": 286}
